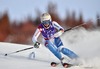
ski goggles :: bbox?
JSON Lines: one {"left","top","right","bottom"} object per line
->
{"left": 42, "top": 20, "right": 51, "bottom": 25}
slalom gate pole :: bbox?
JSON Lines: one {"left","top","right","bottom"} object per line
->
{"left": 64, "top": 23, "right": 85, "bottom": 32}
{"left": 4, "top": 47, "right": 33, "bottom": 56}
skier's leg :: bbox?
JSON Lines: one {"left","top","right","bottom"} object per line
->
{"left": 61, "top": 48, "right": 78, "bottom": 59}
{"left": 54, "top": 37, "right": 78, "bottom": 59}
{"left": 45, "top": 40, "right": 62, "bottom": 60}
{"left": 54, "top": 37, "right": 63, "bottom": 48}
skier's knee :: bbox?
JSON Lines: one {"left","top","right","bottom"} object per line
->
{"left": 58, "top": 46, "right": 64, "bottom": 52}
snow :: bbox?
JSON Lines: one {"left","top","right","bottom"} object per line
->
{"left": 0, "top": 28, "right": 100, "bottom": 69}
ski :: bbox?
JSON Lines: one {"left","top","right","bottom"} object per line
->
{"left": 51, "top": 62, "right": 59, "bottom": 67}
{"left": 51, "top": 62, "right": 73, "bottom": 68}
{"left": 62, "top": 63, "right": 73, "bottom": 68}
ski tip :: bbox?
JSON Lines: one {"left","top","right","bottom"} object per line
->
{"left": 51, "top": 62, "right": 58, "bottom": 67}
{"left": 62, "top": 63, "right": 73, "bottom": 68}
{"left": 4, "top": 54, "right": 8, "bottom": 56}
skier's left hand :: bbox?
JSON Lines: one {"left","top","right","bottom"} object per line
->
{"left": 54, "top": 29, "right": 64, "bottom": 37}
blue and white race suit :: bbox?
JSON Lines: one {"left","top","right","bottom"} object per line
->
{"left": 32, "top": 21, "right": 78, "bottom": 60}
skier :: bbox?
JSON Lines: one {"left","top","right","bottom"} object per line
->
{"left": 32, "top": 13, "right": 78, "bottom": 67}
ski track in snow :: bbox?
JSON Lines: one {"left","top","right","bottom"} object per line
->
{"left": 0, "top": 28, "right": 100, "bottom": 69}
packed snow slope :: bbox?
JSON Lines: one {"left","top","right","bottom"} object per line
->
{"left": 0, "top": 28, "right": 100, "bottom": 69}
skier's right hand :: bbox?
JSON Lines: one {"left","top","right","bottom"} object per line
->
{"left": 34, "top": 42, "right": 40, "bottom": 48}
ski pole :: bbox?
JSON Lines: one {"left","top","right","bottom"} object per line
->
{"left": 64, "top": 23, "right": 85, "bottom": 32}
{"left": 4, "top": 47, "right": 33, "bottom": 56}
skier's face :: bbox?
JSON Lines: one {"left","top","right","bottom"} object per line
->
{"left": 42, "top": 20, "right": 51, "bottom": 29}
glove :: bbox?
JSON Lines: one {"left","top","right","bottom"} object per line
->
{"left": 34, "top": 42, "right": 40, "bottom": 48}
{"left": 54, "top": 30, "right": 64, "bottom": 38}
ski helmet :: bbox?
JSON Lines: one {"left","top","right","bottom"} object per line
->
{"left": 41, "top": 13, "right": 51, "bottom": 22}
{"left": 41, "top": 13, "right": 52, "bottom": 29}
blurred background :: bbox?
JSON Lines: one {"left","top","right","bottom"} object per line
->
{"left": 0, "top": 0, "right": 100, "bottom": 45}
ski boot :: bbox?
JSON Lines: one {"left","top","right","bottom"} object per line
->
{"left": 61, "top": 57, "right": 72, "bottom": 68}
